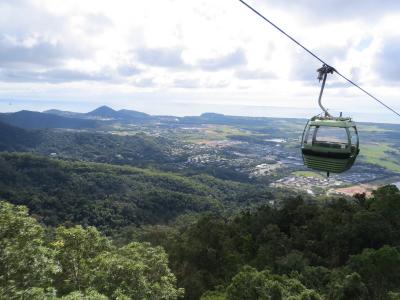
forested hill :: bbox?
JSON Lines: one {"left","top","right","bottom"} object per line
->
{"left": 0, "top": 110, "right": 97, "bottom": 129}
{"left": 0, "top": 121, "right": 41, "bottom": 151}
{"left": 33, "top": 130, "right": 174, "bottom": 167}
{"left": 0, "top": 123, "right": 178, "bottom": 167}
{"left": 133, "top": 185, "right": 400, "bottom": 299}
{"left": 2, "top": 180, "right": 400, "bottom": 299}
{"left": 2, "top": 110, "right": 400, "bottom": 299}
{"left": 0, "top": 152, "right": 260, "bottom": 230}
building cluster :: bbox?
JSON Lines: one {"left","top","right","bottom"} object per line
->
{"left": 271, "top": 175, "right": 344, "bottom": 195}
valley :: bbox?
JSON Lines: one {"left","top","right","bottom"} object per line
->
{"left": 1, "top": 106, "right": 399, "bottom": 197}
{"left": 1, "top": 106, "right": 400, "bottom": 299}
{"left": 3, "top": 1, "right": 400, "bottom": 298}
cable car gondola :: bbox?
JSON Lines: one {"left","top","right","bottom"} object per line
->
{"left": 238, "top": 0, "right": 400, "bottom": 175}
{"left": 300, "top": 65, "right": 360, "bottom": 176}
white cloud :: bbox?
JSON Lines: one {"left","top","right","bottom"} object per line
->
{"left": 0, "top": 0, "right": 399, "bottom": 122}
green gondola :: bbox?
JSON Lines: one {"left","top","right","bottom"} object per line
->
{"left": 300, "top": 65, "right": 360, "bottom": 176}
{"left": 301, "top": 117, "right": 359, "bottom": 174}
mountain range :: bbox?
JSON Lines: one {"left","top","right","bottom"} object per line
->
{"left": 0, "top": 106, "right": 153, "bottom": 130}
{"left": 45, "top": 105, "right": 150, "bottom": 120}
{"left": 2, "top": 105, "right": 397, "bottom": 132}
{"left": 0, "top": 110, "right": 97, "bottom": 130}
{"left": 0, "top": 106, "right": 188, "bottom": 130}
{"left": 0, "top": 105, "right": 305, "bottom": 130}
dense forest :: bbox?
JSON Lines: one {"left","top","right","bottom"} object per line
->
{"left": 0, "top": 121, "right": 176, "bottom": 167}
{"left": 1, "top": 121, "right": 400, "bottom": 299}
{"left": 128, "top": 185, "right": 400, "bottom": 299}
{"left": 0, "top": 121, "right": 261, "bottom": 182}
{"left": 2, "top": 0, "right": 400, "bottom": 297}
{"left": 0, "top": 201, "right": 182, "bottom": 299}
{"left": 1, "top": 150, "right": 400, "bottom": 299}
{"left": 0, "top": 152, "right": 271, "bottom": 231}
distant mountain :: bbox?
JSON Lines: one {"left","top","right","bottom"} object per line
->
{"left": 201, "top": 112, "right": 224, "bottom": 117}
{"left": 86, "top": 105, "right": 119, "bottom": 118}
{"left": 118, "top": 109, "right": 150, "bottom": 119}
{"left": 200, "top": 112, "right": 225, "bottom": 119}
{"left": 86, "top": 106, "right": 151, "bottom": 121}
{"left": 2, "top": 106, "right": 308, "bottom": 130}
{"left": 0, "top": 110, "right": 97, "bottom": 130}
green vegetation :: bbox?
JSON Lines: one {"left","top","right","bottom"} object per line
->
{"left": 2, "top": 111, "right": 400, "bottom": 300}
{"left": 129, "top": 185, "right": 400, "bottom": 299}
{"left": 0, "top": 110, "right": 97, "bottom": 130}
{"left": 0, "top": 152, "right": 263, "bottom": 230}
{"left": 0, "top": 121, "right": 182, "bottom": 168}
{"left": 360, "top": 143, "right": 400, "bottom": 173}
{"left": 6, "top": 182, "right": 397, "bottom": 299}
{"left": 0, "top": 201, "right": 182, "bottom": 299}
{"left": 0, "top": 121, "right": 41, "bottom": 151}
{"left": 34, "top": 130, "right": 176, "bottom": 167}
{"left": 200, "top": 266, "right": 323, "bottom": 300}
{"left": 180, "top": 125, "right": 252, "bottom": 143}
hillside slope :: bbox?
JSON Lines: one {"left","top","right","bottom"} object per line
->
{"left": 0, "top": 121, "right": 42, "bottom": 151}
{"left": 0, "top": 122, "right": 178, "bottom": 167}
{"left": 0, "top": 153, "right": 252, "bottom": 229}
{"left": 0, "top": 110, "right": 97, "bottom": 129}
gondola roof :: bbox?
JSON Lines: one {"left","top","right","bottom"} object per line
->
{"left": 309, "top": 117, "right": 356, "bottom": 128}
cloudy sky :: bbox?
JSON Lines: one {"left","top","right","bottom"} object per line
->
{"left": 0, "top": 0, "right": 399, "bottom": 122}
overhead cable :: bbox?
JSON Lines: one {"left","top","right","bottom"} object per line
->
{"left": 238, "top": 0, "right": 400, "bottom": 118}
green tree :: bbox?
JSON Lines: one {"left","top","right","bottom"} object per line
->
{"left": 53, "top": 225, "right": 113, "bottom": 295}
{"left": 226, "top": 266, "right": 272, "bottom": 300}
{"left": 298, "top": 266, "right": 331, "bottom": 295}
{"left": 91, "top": 242, "right": 183, "bottom": 299}
{"left": 370, "top": 185, "right": 400, "bottom": 229}
{"left": 348, "top": 245, "right": 400, "bottom": 299}
{"left": 59, "top": 289, "right": 108, "bottom": 300}
{"left": 350, "top": 210, "right": 392, "bottom": 251}
{"left": 0, "top": 201, "right": 58, "bottom": 298}
{"left": 388, "top": 292, "right": 400, "bottom": 300}
{"left": 289, "top": 290, "right": 323, "bottom": 300}
{"left": 255, "top": 225, "right": 290, "bottom": 269}
{"left": 225, "top": 266, "right": 321, "bottom": 300}
{"left": 275, "top": 251, "right": 309, "bottom": 275}
{"left": 175, "top": 214, "right": 241, "bottom": 300}
{"left": 201, "top": 290, "right": 227, "bottom": 300}
{"left": 328, "top": 272, "right": 368, "bottom": 300}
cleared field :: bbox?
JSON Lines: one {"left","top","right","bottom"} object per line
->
{"left": 334, "top": 184, "right": 376, "bottom": 197}
{"left": 182, "top": 125, "right": 263, "bottom": 143}
{"left": 360, "top": 143, "right": 400, "bottom": 173}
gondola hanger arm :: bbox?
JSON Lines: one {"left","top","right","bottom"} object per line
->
{"left": 316, "top": 64, "right": 335, "bottom": 118}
